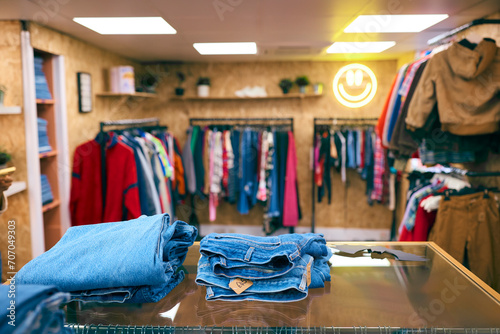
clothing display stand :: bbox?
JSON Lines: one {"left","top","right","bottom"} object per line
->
{"left": 312, "top": 118, "right": 379, "bottom": 233}
{"left": 189, "top": 117, "right": 296, "bottom": 234}
{"left": 98, "top": 118, "right": 162, "bottom": 209}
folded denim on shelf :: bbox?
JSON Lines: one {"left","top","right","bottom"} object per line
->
{"left": 15, "top": 214, "right": 197, "bottom": 303}
{"left": 196, "top": 233, "right": 332, "bottom": 302}
{"left": 0, "top": 285, "right": 73, "bottom": 334}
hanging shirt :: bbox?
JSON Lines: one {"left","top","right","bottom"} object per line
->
{"left": 211, "top": 131, "right": 223, "bottom": 194}
{"left": 101, "top": 133, "right": 141, "bottom": 222}
{"left": 336, "top": 131, "right": 347, "bottom": 183}
{"left": 283, "top": 131, "right": 299, "bottom": 227}
{"left": 371, "top": 135, "right": 385, "bottom": 202}
{"left": 120, "top": 134, "right": 161, "bottom": 216}
{"left": 70, "top": 139, "right": 103, "bottom": 226}
{"left": 257, "top": 131, "right": 269, "bottom": 202}
{"left": 203, "top": 129, "right": 211, "bottom": 195}
{"left": 266, "top": 131, "right": 280, "bottom": 218}
{"left": 182, "top": 127, "right": 197, "bottom": 194}
{"left": 228, "top": 130, "right": 240, "bottom": 204}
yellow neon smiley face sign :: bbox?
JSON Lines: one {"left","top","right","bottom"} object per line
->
{"left": 333, "top": 64, "right": 377, "bottom": 108}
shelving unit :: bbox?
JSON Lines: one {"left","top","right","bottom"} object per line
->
{"left": 4, "top": 181, "right": 27, "bottom": 197}
{"left": 39, "top": 150, "right": 58, "bottom": 159}
{"left": 96, "top": 92, "right": 157, "bottom": 98}
{"left": 35, "top": 50, "right": 63, "bottom": 250}
{"left": 22, "top": 28, "right": 71, "bottom": 257}
{"left": 171, "top": 92, "right": 323, "bottom": 101}
{"left": 0, "top": 106, "right": 22, "bottom": 114}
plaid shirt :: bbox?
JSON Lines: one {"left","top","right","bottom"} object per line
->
{"left": 371, "top": 135, "right": 385, "bottom": 202}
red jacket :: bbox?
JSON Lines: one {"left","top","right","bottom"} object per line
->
{"left": 70, "top": 134, "right": 141, "bottom": 226}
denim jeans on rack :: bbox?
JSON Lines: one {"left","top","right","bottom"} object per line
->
{"left": 0, "top": 285, "right": 73, "bottom": 334}
{"left": 15, "top": 214, "right": 197, "bottom": 303}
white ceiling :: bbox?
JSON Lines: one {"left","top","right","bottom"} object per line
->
{"left": 1, "top": 0, "right": 499, "bottom": 62}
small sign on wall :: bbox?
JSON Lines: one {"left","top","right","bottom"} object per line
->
{"left": 77, "top": 72, "right": 92, "bottom": 113}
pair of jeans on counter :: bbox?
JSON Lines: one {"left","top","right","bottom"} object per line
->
{"left": 0, "top": 285, "right": 73, "bottom": 334}
{"left": 15, "top": 214, "right": 197, "bottom": 303}
{"left": 195, "top": 233, "right": 332, "bottom": 302}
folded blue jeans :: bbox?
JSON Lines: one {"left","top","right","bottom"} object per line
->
{"left": 200, "top": 233, "right": 328, "bottom": 279}
{"left": 0, "top": 284, "right": 72, "bottom": 334}
{"left": 15, "top": 214, "right": 197, "bottom": 303}
{"left": 196, "top": 253, "right": 312, "bottom": 302}
{"left": 197, "top": 233, "right": 332, "bottom": 302}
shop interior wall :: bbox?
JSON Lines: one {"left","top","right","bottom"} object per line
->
{"left": 132, "top": 60, "right": 398, "bottom": 232}
{"left": 13, "top": 22, "right": 400, "bottom": 249}
{"left": 0, "top": 21, "right": 31, "bottom": 282}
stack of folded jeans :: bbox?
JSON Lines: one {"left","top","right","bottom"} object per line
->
{"left": 38, "top": 118, "right": 52, "bottom": 153}
{"left": 15, "top": 214, "right": 197, "bottom": 303}
{"left": 0, "top": 285, "right": 73, "bottom": 334}
{"left": 34, "top": 56, "right": 52, "bottom": 100}
{"left": 196, "top": 233, "right": 332, "bottom": 302}
{"left": 40, "top": 174, "right": 54, "bottom": 205}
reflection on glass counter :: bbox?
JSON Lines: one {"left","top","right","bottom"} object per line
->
{"left": 66, "top": 242, "right": 500, "bottom": 332}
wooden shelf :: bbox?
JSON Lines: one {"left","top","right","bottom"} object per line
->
{"left": 42, "top": 199, "right": 60, "bottom": 213}
{"left": 36, "top": 99, "right": 55, "bottom": 104}
{"left": 0, "top": 106, "right": 22, "bottom": 114}
{"left": 39, "top": 150, "right": 58, "bottom": 159}
{"left": 5, "top": 181, "right": 27, "bottom": 197}
{"left": 97, "top": 92, "right": 157, "bottom": 98}
{"left": 171, "top": 93, "right": 323, "bottom": 101}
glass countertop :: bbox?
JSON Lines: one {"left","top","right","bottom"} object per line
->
{"left": 65, "top": 242, "right": 500, "bottom": 330}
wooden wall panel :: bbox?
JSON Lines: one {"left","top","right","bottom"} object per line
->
{"left": 0, "top": 21, "right": 32, "bottom": 282}
{"left": 145, "top": 60, "right": 398, "bottom": 230}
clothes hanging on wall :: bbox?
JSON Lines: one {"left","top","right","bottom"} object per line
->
{"left": 70, "top": 127, "right": 186, "bottom": 226}
{"left": 380, "top": 38, "right": 500, "bottom": 168}
{"left": 183, "top": 125, "right": 301, "bottom": 234}
{"left": 314, "top": 126, "right": 389, "bottom": 205}
{"left": 398, "top": 167, "right": 500, "bottom": 293}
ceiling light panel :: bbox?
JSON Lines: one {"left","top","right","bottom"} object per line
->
{"left": 326, "top": 41, "right": 396, "bottom": 54}
{"left": 73, "top": 17, "right": 177, "bottom": 35}
{"left": 344, "top": 14, "right": 449, "bottom": 33}
{"left": 193, "top": 42, "right": 257, "bottom": 55}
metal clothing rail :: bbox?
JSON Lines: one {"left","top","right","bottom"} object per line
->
{"left": 427, "top": 18, "right": 500, "bottom": 46}
{"left": 190, "top": 117, "right": 294, "bottom": 129}
{"left": 189, "top": 117, "right": 295, "bottom": 234}
{"left": 66, "top": 325, "right": 500, "bottom": 334}
{"left": 311, "top": 117, "right": 379, "bottom": 233}
{"left": 98, "top": 118, "right": 161, "bottom": 211}
{"left": 409, "top": 166, "right": 500, "bottom": 178}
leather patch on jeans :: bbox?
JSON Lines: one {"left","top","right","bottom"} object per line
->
{"left": 306, "top": 262, "right": 312, "bottom": 287}
{"left": 229, "top": 278, "right": 253, "bottom": 294}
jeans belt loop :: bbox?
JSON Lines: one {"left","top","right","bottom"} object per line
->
{"left": 289, "top": 249, "right": 300, "bottom": 261}
{"left": 244, "top": 247, "right": 254, "bottom": 262}
{"left": 220, "top": 256, "right": 226, "bottom": 266}
{"left": 207, "top": 286, "right": 214, "bottom": 297}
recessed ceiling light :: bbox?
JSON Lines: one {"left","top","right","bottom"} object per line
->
{"left": 344, "top": 14, "right": 449, "bottom": 33}
{"left": 73, "top": 17, "right": 176, "bottom": 35}
{"left": 193, "top": 42, "right": 257, "bottom": 55}
{"left": 326, "top": 41, "right": 396, "bottom": 54}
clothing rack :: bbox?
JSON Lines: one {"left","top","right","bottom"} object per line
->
{"left": 312, "top": 117, "right": 379, "bottom": 233}
{"left": 427, "top": 18, "right": 500, "bottom": 46}
{"left": 98, "top": 118, "right": 161, "bottom": 210}
{"left": 409, "top": 166, "right": 500, "bottom": 178}
{"left": 189, "top": 117, "right": 295, "bottom": 234}
{"left": 190, "top": 117, "right": 294, "bottom": 129}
